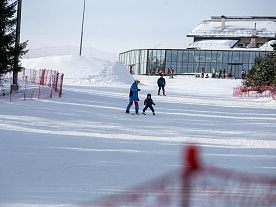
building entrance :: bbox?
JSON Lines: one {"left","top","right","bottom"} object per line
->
{"left": 228, "top": 63, "right": 243, "bottom": 78}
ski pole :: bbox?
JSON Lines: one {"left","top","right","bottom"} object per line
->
{"left": 150, "top": 86, "right": 158, "bottom": 94}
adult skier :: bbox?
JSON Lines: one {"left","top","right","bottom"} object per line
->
{"left": 157, "top": 75, "right": 166, "bottom": 96}
{"left": 126, "top": 79, "right": 141, "bottom": 114}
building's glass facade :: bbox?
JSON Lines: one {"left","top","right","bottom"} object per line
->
{"left": 119, "top": 49, "right": 270, "bottom": 78}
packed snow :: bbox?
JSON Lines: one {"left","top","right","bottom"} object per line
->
{"left": 1, "top": 55, "right": 276, "bottom": 206}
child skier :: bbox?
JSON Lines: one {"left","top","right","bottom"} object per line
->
{"left": 142, "top": 93, "right": 156, "bottom": 115}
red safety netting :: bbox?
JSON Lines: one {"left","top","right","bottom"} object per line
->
{"left": 0, "top": 68, "right": 64, "bottom": 101}
{"left": 233, "top": 85, "right": 276, "bottom": 100}
{"left": 79, "top": 145, "right": 276, "bottom": 207}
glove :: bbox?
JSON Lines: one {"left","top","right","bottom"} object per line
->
{"left": 137, "top": 99, "right": 139, "bottom": 101}
{"left": 153, "top": 103, "right": 156, "bottom": 105}
{"left": 138, "top": 89, "right": 141, "bottom": 91}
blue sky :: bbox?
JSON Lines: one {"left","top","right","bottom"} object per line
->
{"left": 20, "top": 0, "right": 276, "bottom": 55}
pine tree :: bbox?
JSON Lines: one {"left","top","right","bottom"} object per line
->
{"left": 271, "top": 41, "right": 276, "bottom": 51}
{"left": 0, "top": 0, "right": 28, "bottom": 75}
{"left": 244, "top": 52, "right": 276, "bottom": 87}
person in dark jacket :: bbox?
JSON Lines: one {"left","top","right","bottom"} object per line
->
{"left": 157, "top": 75, "right": 166, "bottom": 96}
{"left": 142, "top": 93, "right": 155, "bottom": 115}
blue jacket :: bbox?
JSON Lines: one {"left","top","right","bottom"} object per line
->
{"left": 129, "top": 83, "right": 139, "bottom": 102}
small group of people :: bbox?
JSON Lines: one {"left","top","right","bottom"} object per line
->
{"left": 210, "top": 68, "right": 235, "bottom": 79}
{"left": 125, "top": 75, "right": 166, "bottom": 115}
{"left": 210, "top": 68, "right": 227, "bottom": 79}
{"left": 149, "top": 68, "right": 174, "bottom": 78}
{"left": 197, "top": 68, "right": 247, "bottom": 79}
{"left": 207, "top": 68, "right": 246, "bottom": 79}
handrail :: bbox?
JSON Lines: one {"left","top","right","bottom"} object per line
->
{"left": 189, "top": 30, "right": 276, "bottom": 36}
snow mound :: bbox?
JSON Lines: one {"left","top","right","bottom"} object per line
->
{"left": 21, "top": 55, "right": 134, "bottom": 85}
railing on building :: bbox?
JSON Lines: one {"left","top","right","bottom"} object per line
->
{"left": 188, "top": 42, "right": 234, "bottom": 47}
{"left": 188, "top": 30, "right": 276, "bottom": 36}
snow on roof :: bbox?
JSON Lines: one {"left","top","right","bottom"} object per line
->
{"left": 188, "top": 16, "right": 276, "bottom": 38}
{"left": 187, "top": 40, "right": 276, "bottom": 51}
{"left": 187, "top": 40, "right": 238, "bottom": 50}
{"left": 211, "top": 16, "right": 276, "bottom": 20}
{"left": 258, "top": 40, "right": 276, "bottom": 51}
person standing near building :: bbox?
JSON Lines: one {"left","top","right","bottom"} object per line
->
{"left": 201, "top": 68, "right": 204, "bottom": 78}
{"left": 170, "top": 68, "right": 175, "bottom": 78}
{"left": 223, "top": 68, "right": 226, "bottom": 78}
{"left": 241, "top": 69, "right": 246, "bottom": 79}
{"left": 219, "top": 69, "right": 223, "bottom": 78}
{"left": 158, "top": 69, "right": 163, "bottom": 76}
{"left": 228, "top": 69, "right": 233, "bottom": 78}
{"left": 126, "top": 79, "right": 141, "bottom": 114}
{"left": 157, "top": 75, "right": 166, "bottom": 96}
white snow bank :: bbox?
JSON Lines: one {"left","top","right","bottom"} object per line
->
{"left": 21, "top": 55, "right": 134, "bottom": 85}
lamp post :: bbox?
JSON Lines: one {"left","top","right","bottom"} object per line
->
{"left": 13, "top": 0, "right": 22, "bottom": 87}
{"left": 79, "top": 0, "right": 86, "bottom": 56}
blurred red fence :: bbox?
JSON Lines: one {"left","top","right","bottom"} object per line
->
{"left": 0, "top": 68, "right": 64, "bottom": 101}
{"left": 233, "top": 85, "right": 276, "bottom": 100}
{"left": 79, "top": 145, "right": 276, "bottom": 207}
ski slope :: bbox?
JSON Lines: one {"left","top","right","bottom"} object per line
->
{"left": 1, "top": 55, "right": 276, "bottom": 206}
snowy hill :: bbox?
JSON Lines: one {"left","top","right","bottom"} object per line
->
{"left": 1, "top": 55, "right": 276, "bottom": 207}
{"left": 21, "top": 55, "right": 134, "bottom": 85}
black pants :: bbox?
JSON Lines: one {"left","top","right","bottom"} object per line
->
{"left": 143, "top": 105, "right": 154, "bottom": 112}
{"left": 158, "top": 86, "right": 165, "bottom": 95}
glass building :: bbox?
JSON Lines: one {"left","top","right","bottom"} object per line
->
{"left": 119, "top": 49, "right": 270, "bottom": 78}
{"left": 119, "top": 16, "right": 276, "bottom": 78}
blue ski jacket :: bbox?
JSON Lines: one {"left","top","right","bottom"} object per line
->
{"left": 129, "top": 83, "right": 139, "bottom": 102}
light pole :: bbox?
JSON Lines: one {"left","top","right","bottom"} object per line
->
{"left": 79, "top": 0, "right": 86, "bottom": 56}
{"left": 13, "top": 0, "right": 22, "bottom": 87}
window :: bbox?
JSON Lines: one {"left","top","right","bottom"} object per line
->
{"left": 205, "top": 51, "right": 211, "bottom": 62}
{"left": 243, "top": 52, "right": 249, "bottom": 64}
{"left": 257, "top": 43, "right": 263, "bottom": 48}
{"left": 119, "top": 49, "right": 269, "bottom": 75}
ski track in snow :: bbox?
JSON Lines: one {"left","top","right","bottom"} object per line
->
{"left": 0, "top": 56, "right": 276, "bottom": 206}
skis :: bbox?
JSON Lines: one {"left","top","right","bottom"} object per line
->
{"left": 142, "top": 112, "right": 155, "bottom": 115}
{"left": 125, "top": 112, "right": 155, "bottom": 115}
{"left": 126, "top": 112, "right": 140, "bottom": 115}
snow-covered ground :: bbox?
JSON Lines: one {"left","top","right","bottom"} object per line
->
{"left": 1, "top": 56, "right": 276, "bottom": 206}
